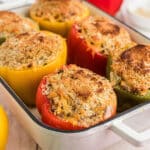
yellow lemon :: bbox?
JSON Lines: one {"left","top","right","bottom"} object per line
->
{"left": 0, "top": 106, "right": 8, "bottom": 150}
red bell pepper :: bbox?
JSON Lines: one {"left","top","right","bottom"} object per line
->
{"left": 87, "top": 0, "right": 123, "bottom": 16}
{"left": 67, "top": 15, "right": 134, "bottom": 77}
{"left": 67, "top": 24, "right": 107, "bottom": 76}
{"left": 36, "top": 64, "right": 117, "bottom": 130}
{"left": 36, "top": 76, "right": 84, "bottom": 130}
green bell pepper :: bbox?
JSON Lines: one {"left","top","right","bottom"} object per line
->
{"left": 107, "top": 55, "right": 150, "bottom": 112}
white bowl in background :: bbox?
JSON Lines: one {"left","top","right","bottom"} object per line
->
{"left": 126, "top": 0, "right": 150, "bottom": 31}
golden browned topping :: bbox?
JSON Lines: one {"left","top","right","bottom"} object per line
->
{"left": 0, "top": 11, "right": 37, "bottom": 37}
{"left": 75, "top": 16, "right": 133, "bottom": 55}
{"left": 0, "top": 31, "right": 63, "bottom": 69}
{"left": 111, "top": 45, "right": 150, "bottom": 95}
{"left": 30, "top": 0, "right": 89, "bottom": 22}
{"left": 43, "top": 65, "right": 116, "bottom": 127}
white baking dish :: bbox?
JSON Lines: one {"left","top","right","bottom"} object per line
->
{"left": 0, "top": 2, "right": 150, "bottom": 150}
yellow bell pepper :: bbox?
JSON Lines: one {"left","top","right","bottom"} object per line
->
{"left": 29, "top": 2, "right": 90, "bottom": 37}
{"left": 0, "top": 106, "right": 8, "bottom": 150}
{"left": 30, "top": 17, "right": 72, "bottom": 37}
{"left": 0, "top": 31, "right": 67, "bottom": 106}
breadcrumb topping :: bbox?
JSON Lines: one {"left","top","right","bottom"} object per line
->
{"left": 0, "top": 11, "right": 37, "bottom": 37}
{"left": 30, "top": 0, "right": 89, "bottom": 22}
{"left": 111, "top": 45, "right": 150, "bottom": 95}
{"left": 75, "top": 16, "right": 133, "bottom": 55}
{"left": 0, "top": 31, "right": 63, "bottom": 69}
{"left": 42, "top": 65, "right": 116, "bottom": 127}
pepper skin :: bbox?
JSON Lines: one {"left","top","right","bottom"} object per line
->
{"left": 29, "top": 1, "right": 89, "bottom": 37}
{"left": 0, "top": 106, "right": 8, "bottom": 150}
{"left": 36, "top": 76, "right": 84, "bottom": 130}
{"left": 67, "top": 24, "right": 107, "bottom": 76}
{"left": 107, "top": 56, "right": 150, "bottom": 108}
{"left": 0, "top": 31, "right": 67, "bottom": 106}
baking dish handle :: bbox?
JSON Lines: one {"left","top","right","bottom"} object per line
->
{"left": 110, "top": 103, "right": 150, "bottom": 146}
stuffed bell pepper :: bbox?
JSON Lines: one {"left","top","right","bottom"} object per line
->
{"left": 29, "top": 0, "right": 89, "bottom": 37}
{"left": 0, "top": 31, "right": 67, "bottom": 106}
{"left": 107, "top": 45, "right": 150, "bottom": 109}
{"left": 0, "top": 105, "right": 8, "bottom": 150}
{"left": 36, "top": 64, "right": 117, "bottom": 130}
{"left": 67, "top": 16, "right": 134, "bottom": 76}
{"left": 0, "top": 11, "right": 38, "bottom": 42}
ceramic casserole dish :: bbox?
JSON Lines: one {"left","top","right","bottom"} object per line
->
{"left": 0, "top": 1, "right": 150, "bottom": 150}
